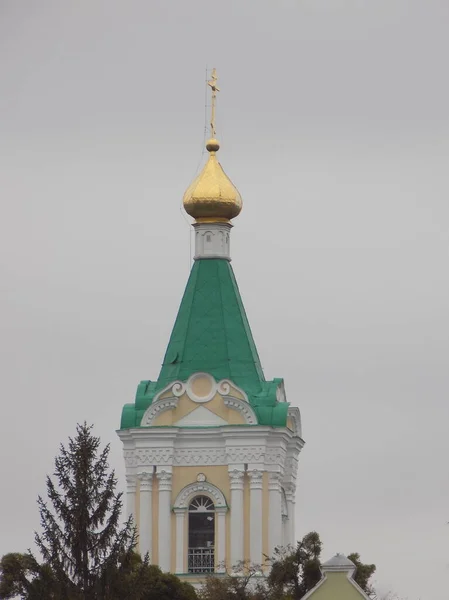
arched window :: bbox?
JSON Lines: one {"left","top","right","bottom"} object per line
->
{"left": 188, "top": 495, "right": 215, "bottom": 573}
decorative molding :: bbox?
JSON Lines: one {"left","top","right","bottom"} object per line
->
{"left": 285, "top": 455, "right": 299, "bottom": 480}
{"left": 174, "top": 481, "right": 228, "bottom": 509}
{"left": 140, "top": 374, "right": 257, "bottom": 426}
{"left": 186, "top": 372, "right": 216, "bottom": 403}
{"left": 223, "top": 397, "right": 257, "bottom": 424}
{"left": 153, "top": 381, "right": 187, "bottom": 403}
{"left": 287, "top": 407, "right": 302, "bottom": 438}
{"left": 137, "top": 471, "right": 153, "bottom": 492}
{"left": 276, "top": 381, "right": 287, "bottom": 403}
{"left": 173, "top": 447, "right": 226, "bottom": 465}
{"left": 156, "top": 469, "right": 172, "bottom": 492}
{"left": 125, "top": 448, "right": 174, "bottom": 467}
{"left": 268, "top": 472, "right": 282, "bottom": 492}
{"left": 226, "top": 445, "right": 264, "bottom": 463}
{"left": 281, "top": 487, "right": 288, "bottom": 518}
{"left": 125, "top": 474, "right": 137, "bottom": 491}
{"left": 248, "top": 469, "right": 263, "bottom": 490}
{"left": 141, "top": 397, "right": 179, "bottom": 426}
{"left": 193, "top": 222, "right": 232, "bottom": 261}
{"left": 265, "top": 447, "right": 286, "bottom": 465}
{"left": 125, "top": 444, "right": 289, "bottom": 468}
{"left": 229, "top": 469, "right": 245, "bottom": 491}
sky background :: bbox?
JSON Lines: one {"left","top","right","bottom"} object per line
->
{"left": 1, "top": 1, "right": 448, "bottom": 598}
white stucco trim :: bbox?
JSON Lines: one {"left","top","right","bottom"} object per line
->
{"left": 157, "top": 469, "right": 172, "bottom": 571}
{"left": 173, "top": 481, "right": 228, "bottom": 576}
{"left": 268, "top": 472, "right": 283, "bottom": 553}
{"left": 174, "top": 509, "right": 185, "bottom": 574}
{"left": 141, "top": 376, "right": 258, "bottom": 427}
{"left": 229, "top": 469, "right": 245, "bottom": 569}
{"left": 137, "top": 471, "right": 153, "bottom": 558}
{"left": 287, "top": 406, "right": 302, "bottom": 438}
{"left": 223, "top": 397, "right": 258, "bottom": 425}
{"left": 249, "top": 470, "right": 263, "bottom": 569}
{"left": 141, "top": 397, "right": 180, "bottom": 426}
{"left": 173, "top": 481, "right": 228, "bottom": 509}
{"left": 193, "top": 222, "right": 232, "bottom": 261}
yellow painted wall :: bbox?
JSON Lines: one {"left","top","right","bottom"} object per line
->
{"left": 307, "top": 573, "right": 367, "bottom": 600}
{"left": 152, "top": 390, "right": 247, "bottom": 427}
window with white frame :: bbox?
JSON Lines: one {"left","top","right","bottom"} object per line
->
{"left": 188, "top": 495, "right": 215, "bottom": 573}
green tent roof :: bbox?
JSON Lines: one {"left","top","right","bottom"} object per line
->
{"left": 157, "top": 259, "right": 265, "bottom": 392}
{"left": 120, "top": 259, "right": 289, "bottom": 429}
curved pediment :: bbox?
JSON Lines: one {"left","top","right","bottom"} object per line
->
{"left": 140, "top": 373, "right": 257, "bottom": 427}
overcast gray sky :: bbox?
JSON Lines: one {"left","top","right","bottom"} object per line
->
{"left": 1, "top": 1, "right": 448, "bottom": 598}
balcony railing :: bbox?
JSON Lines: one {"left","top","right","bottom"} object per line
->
{"left": 188, "top": 547, "right": 215, "bottom": 573}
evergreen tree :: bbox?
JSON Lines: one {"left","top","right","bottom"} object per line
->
{"left": 34, "top": 422, "right": 137, "bottom": 599}
{"left": 0, "top": 423, "right": 198, "bottom": 600}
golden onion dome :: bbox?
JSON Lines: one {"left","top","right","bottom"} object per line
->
{"left": 183, "top": 138, "right": 243, "bottom": 223}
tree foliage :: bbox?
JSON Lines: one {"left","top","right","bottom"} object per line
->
{"left": 32, "top": 422, "right": 137, "bottom": 598}
{"left": 268, "top": 531, "right": 322, "bottom": 599}
{"left": 347, "top": 552, "right": 376, "bottom": 597}
{"left": 0, "top": 552, "right": 60, "bottom": 599}
{"left": 0, "top": 423, "right": 196, "bottom": 600}
{"left": 198, "top": 562, "right": 268, "bottom": 600}
{"left": 199, "top": 532, "right": 377, "bottom": 600}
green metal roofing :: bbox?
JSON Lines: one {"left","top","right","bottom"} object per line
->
{"left": 120, "top": 259, "right": 289, "bottom": 429}
{"left": 157, "top": 259, "right": 264, "bottom": 392}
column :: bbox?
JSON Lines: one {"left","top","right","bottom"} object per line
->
{"left": 157, "top": 469, "right": 172, "bottom": 572}
{"left": 285, "top": 483, "right": 296, "bottom": 548}
{"left": 229, "top": 469, "right": 245, "bottom": 570}
{"left": 137, "top": 471, "right": 153, "bottom": 559}
{"left": 125, "top": 474, "right": 137, "bottom": 522}
{"left": 268, "top": 472, "right": 283, "bottom": 554}
{"left": 248, "top": 470, "right": 263, "bottom": 569}
{"left": 216, "top": 507, "right": 227, "bottom": 573}
{"left": 174, "top": 508, "right": 185, "bottom": 574}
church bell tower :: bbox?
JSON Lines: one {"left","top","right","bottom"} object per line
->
{"left": 117, "top": 70, "right": 304, "bottom": 582}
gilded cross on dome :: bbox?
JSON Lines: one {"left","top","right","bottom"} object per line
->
{"left": 207, "top": 68, "right": 220, "bottom": 138}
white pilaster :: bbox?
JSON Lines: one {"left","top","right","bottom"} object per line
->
{"left": 157, "top": 469, "right": 172, "bottom": 572}
{"left": 268, "top": 472, "right": 283, "bottom": 554}
{"left": 285, "top": 483, "right": 296, "bottom": 548}
{"left": 125, "top": 474, "right": 137, "bottom": 522}
{"left": 193, "top": 222, "right": 232, "bottom": 261}
{"left": 138, "top": 471, "right": 153, "bottom": 559}
{"left": 174, "top": 508, "right": 185, "bottom": 574}
{"left": 249, "top": 470, "right": 263, "bottom": 569}
{"left": 229, "top": 469, "right": 245, "bottom": 569}
{"left": 216, "top": 507, "right": 227, "bottom": 573}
